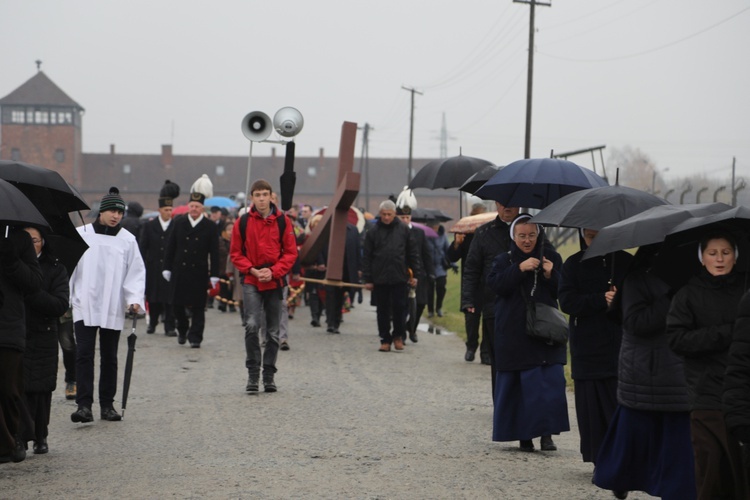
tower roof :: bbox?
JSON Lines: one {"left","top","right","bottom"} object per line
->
{"left": 0, "top": 71, "right": 84, "bottom": 110}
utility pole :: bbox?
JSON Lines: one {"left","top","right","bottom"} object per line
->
{"left": 358, "top": 123, "right": 373, "bottom": 212}
{"left": 514, "top": 0, "right": 551, "bottom": 159}
{"left": 402, "top": 85, "right": 423, "bottom": 184}
{"left": 731, "top": 156, "right": 737, "bottom": 206}
{"left": 440, "top": 112, "right": 448, "bottom": 159}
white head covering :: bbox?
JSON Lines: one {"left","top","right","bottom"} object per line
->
{"left": 509, "top": 213, "right": 538, "bottom": 240}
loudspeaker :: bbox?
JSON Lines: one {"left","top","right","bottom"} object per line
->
{"left": 241, "top": 111, "right": 272, "bottom": 142}
{"left": 273, "top": 107, "right": 304, "bottom": 137}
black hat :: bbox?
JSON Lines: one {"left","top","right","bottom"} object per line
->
{"left": 189, "top": 192, "right": 206, "bottom": 205}
{"left": 159, "top": 180, "right": 180, "bottom": 208}
{"left": 396, "top": 205, "right": 412, "bottom": 216}
{"left": 100, "top": 187, "right": 126, "bottom": 213}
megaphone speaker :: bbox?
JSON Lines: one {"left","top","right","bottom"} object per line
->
{"left": 241, "top": 111, "right": 272, "bottom": 142}
{"left": 273, "top": 107, "right": 304, "bottom": 138}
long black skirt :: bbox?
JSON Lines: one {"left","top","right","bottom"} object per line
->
{"left": 574, "top": 378, "right": 617, "bottom": 463}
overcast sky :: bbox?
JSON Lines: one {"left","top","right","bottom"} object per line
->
{"left": 1, "top": 0, "right": 748, "bottom": 182}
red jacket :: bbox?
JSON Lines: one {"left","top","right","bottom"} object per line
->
{"left": 229, "top": 204, "right": 298, "bottom": 291}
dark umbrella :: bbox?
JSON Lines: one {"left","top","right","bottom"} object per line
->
{"left": 583, "top": 202, "right": 732, "bottom": 260}
{"left": 408, "top": 154, "right": 495, "bottom": 190}
{"left": 651, "top": 206, "right": 750, "bottom": 290}
{"left": 474, "top": 158, "right": 608, "bottom": 209}
{"left": 410, "top": 208, "right": 452, "bottom": 223}
{"left": 45, "top": 232, "right": 89, "bottom": 277}
{"left": 0, "top": 160, "right": 89, "bottom": 213}
{"left": 121, "top": 309, "right": 138, "bottom": 419}
{"left": 0, "top": 178, "right": 50, "bottom": 232}
{"left": 279, "top": 142, "right": 296, "bottom": 211}
{"left": 530, "top": 185, "right": 670, "bottom": 231}
{"left": 458, "top": 164, "right": 501, "bottom": 195}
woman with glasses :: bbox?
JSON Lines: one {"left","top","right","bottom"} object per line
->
{"left": 487, "top": 213, "right": 569, "bottom": 452}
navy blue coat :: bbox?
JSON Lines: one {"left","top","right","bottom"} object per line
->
{"left": 487, "top": 241, "right": 566, "bottom": 372}
{"left": 559, "top": 250, "right": 632, "bottom": 380}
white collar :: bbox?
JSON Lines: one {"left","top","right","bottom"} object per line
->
{"left": 188, "top": 213, "right": 204, "bottom": 228}
{"left": 159, "top": 217, "right": 171, "bottom": 231}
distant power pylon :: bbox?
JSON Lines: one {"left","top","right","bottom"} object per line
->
{"left": 438, "top": 112, "right": 457, "bottom": 159}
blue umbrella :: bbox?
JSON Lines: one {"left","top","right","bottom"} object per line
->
{"left": 474, "top": 158, "right": 608, "bottom": 209}
{"left": 204, "top": 196, "right": 238, "bottom": 208}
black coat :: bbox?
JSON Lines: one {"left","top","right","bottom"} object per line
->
{"left": 362, "top": 218, "right": 421, "bottom": 285}
{"left": 667, "top": 269, "right": 745, "bottom": 411}
{"left": 410, "top": 225, "right": 433, "bottom": 305}
{"left": 724, "top": 290, "right": 750, "bottom": 441}
{"left": 0, "top": 230, "right": 42, "bottom": 352}
{"left": 23, "top": 252, "right": 69, "bottom": 393}
{"left": 139, "top": 217, "right": 174, "bottom": 303}
{"left": 461, "top": 217, "right": 512, "bottom": 317}
{"left": 559, "top": 250, "right": 633, "bottom": 380}
{"left": 618, "top": 268, "right": 689, "bottom": 412}
{"left": 487, "top": 241, "right": 566, "bottom": 372}
{"left": 163, "top": 215, "right": 219, "bottom": 306}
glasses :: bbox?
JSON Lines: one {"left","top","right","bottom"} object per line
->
{"left": 516, "top": 232, "right": 538, "bottom": 241}
{"left": 31, "top": 238, "right": 42, "bottom": 244}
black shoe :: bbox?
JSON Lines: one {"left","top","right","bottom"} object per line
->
{"left": 11, "top": 437, "right": 25, "bottom": 463}
{"left": 332, "top": 327, "right": 340, "bottom": 334}
{"left": 480, "top": 354, "right": 491, "bottom": 365}
{"left": 146, "top": 325, "right": 156, "bottom": 334}
{"left": 246, "top": 377, "right": 259, "bottom": 393}
{"left": 540, "top": 435, "right": 557, "bottom": 451}
{"left": 177, "top": 333, "right": 187, "bottom": 345}
{"left": 326, "top": 326, "right": 334, "bottom": 333}
{"left": 229, "top": 306, "right": 237, "bottom": 313}
{"left": 311, "top": 320, "right": 321, "bottom": 327}
{"left": 33, "top": 439, "right": 48, "bottom": 455}
{"left": 100, "top": 407, "right": 122, "bottom": 421}
{"left": 613, "top": 491, "right": 629, "bottom": 499}
{"left": 71, "top": 406, "right": 94, "bottom": 423}
{"left": 465, "top": 349, "right": 475, "bottom": 362}
{"left": 409, "top": 331, "right": 418, "bottom": 343}
{"left": 280, "top": 341, "right": 290, "bottom": 351}
{"left": 190, "top": 343, "right": 201, "bottom": 348}
{"left": 519, "top": 439, "right": 535, "bottom": 452}
{"left": 165, "top": 330, "right": 177, "bottom": 337}
{"left": 264, "top": 375, "right": 277, "bottom": 393}
{"left": 218, "top": 305, "right": 227, "bottom": 312}
{"left": 437, "top": 309, "right": 443, "bottom": 317}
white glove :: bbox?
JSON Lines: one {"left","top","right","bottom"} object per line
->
{"left": 210, "top": 276, "right": 220, "bottom": 288}
{"left": 162, "top": 270, "right": 172, "bottom": 282}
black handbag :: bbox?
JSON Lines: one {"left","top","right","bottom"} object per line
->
{"left": 521, "top": 273, "right": 569, "bottom": 347}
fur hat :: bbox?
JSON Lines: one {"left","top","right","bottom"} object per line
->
{"left": 158, "top": 179, "right": 180, "bottom": 208}
{"left": 190, "top": 174, "right": 213, "bottom": 205}
{"left": 396, "top": 185, "right": 417, "bottom": 213}
{"left": 99, "top": 187, "right": 126, "bottom": 213}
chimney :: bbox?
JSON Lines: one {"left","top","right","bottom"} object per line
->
{"left": 319, "top": 147, "right": 324, "bottom": 166}
{"left": 161, "top": 144, "right": 173, "bottom": 168}
{"left": 110, "top": 144, "right": 115, "bottom": 155}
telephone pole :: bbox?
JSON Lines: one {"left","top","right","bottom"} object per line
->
{"left": 514, "top": 0, "right": 551, "bottom": 159}
{"left": 402, "top": 85, "right": 423, "bottom": 184}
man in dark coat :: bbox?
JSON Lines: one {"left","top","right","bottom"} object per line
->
{"left": 362, "top": 200, "right": 421, "bottom": 352}
{"left": 0, "top": 229, "right": 42, "bottom": 464}
{"left": 139, "top": 185, "right": 177, "bottom": 336}
{"left": 163, "top": 190, "right": 220, "bottom": 348}
{"left": 461, "top": 202, "right": 519, "bottom": 399}
{"left": 323, "top": 223, "right": 362, "bottom": 334}
{"left": 120, "top": 201, "right": 144, "bottom": 244}
{"left": 397, "top": 205, "right": 433, "bottom": 344}
{"left": 21, "top": 227, "right": 70, "bottom": 455}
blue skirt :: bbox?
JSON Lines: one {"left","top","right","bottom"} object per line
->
{"left": 492, "top": 365, "right": 570, "bottom": 442}
{"left": 594, "top": 406, "right": 696, "bottom": 500}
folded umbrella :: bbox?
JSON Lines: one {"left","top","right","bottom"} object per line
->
{"left": 121, "top": 309, "right": 139, "bottom": 419}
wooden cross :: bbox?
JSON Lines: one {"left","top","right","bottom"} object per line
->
{"left": 299, "top": 121, "right": 360, "bottom": 284}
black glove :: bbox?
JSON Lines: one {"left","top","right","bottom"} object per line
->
{"left": 0, "top": 237, "right": 18, "bottom": 261}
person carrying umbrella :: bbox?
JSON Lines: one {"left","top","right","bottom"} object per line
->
{"left": 69, "top": 187, "right": 146, "bottom": 423}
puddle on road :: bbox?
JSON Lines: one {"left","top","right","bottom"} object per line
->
{"left": 416, "top": 323, "right": 454, "bottom": 336}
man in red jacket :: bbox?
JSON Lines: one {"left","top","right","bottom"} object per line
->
{"left": 230, "top": 180, "right": 298, "bottom": 393}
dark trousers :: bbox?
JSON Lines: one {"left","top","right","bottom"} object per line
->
{"left": 484, "top": 314, "right": 496, "bottom": 403}
{"left": 0, "top": 349, "right": 24, "bottom": 456}
{"left": 374, "top": 283, "right": 407, "bottom": 344}
{"left": 58, "top": 320, "right": 76, "bottom": 383}
{"left": 309, "top": 285, "right": 324, "bottom": 323}
{"left": 23, "top": 392, "right": 51, "bottom": 443}
{"left": 325, "top": 286, "right": 344, "bottom": 328}
{"left": 428, "top": 275, "right": 447, "bottom": 313}
{"left": 148, "top": 302, "right": 175, "bottom": 333}
{"left": 74, "top": 321, "right": 121, "bottom": 410}
{"left": 174, "top": 305, "right": 205, "bottom": 345}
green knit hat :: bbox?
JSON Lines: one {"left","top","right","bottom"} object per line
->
{"left": 99, "top": 186, "right": 126, "bottom": 213}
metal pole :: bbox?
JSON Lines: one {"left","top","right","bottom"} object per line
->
{"left": 732, "top": 156, "right": 737, "bottom": 206}
{"left": 524, "top": 0, "right": 535, "bottom": 159}
{"left": 402, "top": 86, "right": 423, "bottom": 185}
{"left": 244, "top": 141, "right": 254, "bottom": 205}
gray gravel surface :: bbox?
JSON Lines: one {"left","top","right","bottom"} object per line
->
{"left": 1, "top": 295, "right": 656, "bottom": 499}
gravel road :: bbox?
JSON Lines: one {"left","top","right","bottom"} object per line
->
{"left": 0, "top": 294, "right": 656, "bottom": 499}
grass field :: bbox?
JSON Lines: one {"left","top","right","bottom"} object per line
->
{"left": 430, "top": 238, "right": 581, "bottom": 385}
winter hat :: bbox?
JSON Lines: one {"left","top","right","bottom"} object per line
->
{"left": 159, "top": 179, "right": 180, "bottom": 208}
{"left": 127, "top": 201, "right": 144, "bottom": 218}
{"left": 190, "top": 174, "right": 213, "bottom": 205}
{"left": 99, "top": 187, "right": 126, "bottom": 213}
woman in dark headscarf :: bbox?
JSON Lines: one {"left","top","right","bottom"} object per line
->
{"left": 487, "top": 213, "right": 569, "bottom": 452}
{"left": 667, "top": 231, "right": 748, "bottom": 499}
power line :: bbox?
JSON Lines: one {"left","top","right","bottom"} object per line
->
{"left": 538, "top": 6, "right": 750, "bottom": 62}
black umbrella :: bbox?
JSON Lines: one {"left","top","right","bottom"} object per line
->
{"left": 583, "top": 202, "right": 732, "bottom": 260}
{"left": 0, "top": 160, "right": 89, "bottom": 213}
{"left": 458, "top": 164, "right": 501, "bottom": 195}
{"left": 651, "top": 206, "right": 750, "bottom": 290}
{"left": 410, "top": 207, "right": 452, "bottom": 223}
{"left": 0, "top": 178, "right": 50, "bottom": 231}
{"left": 475, "top": 157, "right": 608, "bottom": 209}
{"left": 121, "top": 310, "right": 138, "bottom": 419}
{"left": 408, "top": 154, "right": 495, "bottom": 190}
{"left": 279, "top": 142, "right": 296, "bottom": 212}
{"left": 530, "top": 185, "right": 670, "bottom": 231}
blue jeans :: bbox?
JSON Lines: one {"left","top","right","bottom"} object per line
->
{"left": 243, "top": 284, "right": 281, "bottom": 378}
